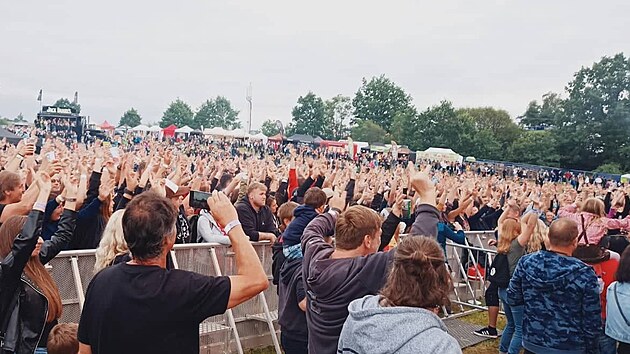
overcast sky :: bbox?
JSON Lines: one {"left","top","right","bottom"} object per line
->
{"left": 1, "top": 1, "right": 628, "bottom": 129}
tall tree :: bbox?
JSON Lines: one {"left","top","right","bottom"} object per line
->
{"left": 457, "top": 107, "right": 521, "bottom": 151}
{"left": 290, "top": 92, "right": 327, "bottom": 137}
{"left": 555, "top": 53, "right": 630, "bottom": 170}
{"left": 351, "top": 120, "right": 387, "bottom": 144}
{"left": 519, "top": 92, "right": 563, "bottom": 130}
{"left": 508, "top": 130, "right": 559, "bottom": 166}
{"left": 160, "top": 99, "right": 194, "bottom": 128}
{"left": 352, "top": 75, "right": 414, "bottom": 133}
{"left": 260, "top": 119, "right": 280, "bottom": 136}
{"left": 324, "top": 95, "right": 352, "bottom": 140}
{"left": 193, "top": 96, "right": 241, "bottom": 130}
{"left": 118, "top": 108, "right": 142, "bottom": 127}
{"left": 53, "top": 98, "right": 81, "bottom": 114}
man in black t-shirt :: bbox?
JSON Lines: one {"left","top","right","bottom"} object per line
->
{"left": 78, "top": 191, "right": 269, "bottom": 354}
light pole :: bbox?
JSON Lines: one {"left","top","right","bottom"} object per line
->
{"left": 246, "top": 83, "right": 252, "bottom": 133}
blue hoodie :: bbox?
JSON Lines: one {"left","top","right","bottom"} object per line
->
{"left": 282, "top": 205, "right": 319, "bottom": 248}
{"left": 507, "top": 251, "right": 602, "bottom": 354}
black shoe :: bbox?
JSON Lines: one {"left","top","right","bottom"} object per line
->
{"left": 473, "top": 326, "right": 498, "bottom": 338}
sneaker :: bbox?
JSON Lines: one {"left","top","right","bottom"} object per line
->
{"left": 473, "top": 326, "right": 498, "bottom": 338}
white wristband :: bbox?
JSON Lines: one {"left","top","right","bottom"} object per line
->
{"left": 223, "top": 220, "right": 242, "bottom": 234}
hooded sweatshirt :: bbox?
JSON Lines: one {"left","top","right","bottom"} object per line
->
{"left": 278, "top": 257, "right": 307, "bottom": 341}
{"left": 283, "top": 205, "right": 319, "bottom": 248}
{"left": 507, "top": 251, "right": 602, "bottom": 354}
{"left": 337, "top": 295, "right": 461, "bottom": 354}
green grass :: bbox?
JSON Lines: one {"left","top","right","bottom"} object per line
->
{"left": 460, "top": 310, "right": 507, "bottom": 354}
{"left": 245, "top": 310, "right": 507, "bottom": 354}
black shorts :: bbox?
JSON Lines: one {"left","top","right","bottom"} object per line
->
{"left": 485, "top": 281, "right": 499, "bottom": 307}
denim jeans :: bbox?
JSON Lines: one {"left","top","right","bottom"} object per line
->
{"left": 499, "top": 287, "right": 524, "bottom": 354}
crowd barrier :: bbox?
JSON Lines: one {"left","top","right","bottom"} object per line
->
{"left": 49, "top": 232, "right": 499, "bottom": 353}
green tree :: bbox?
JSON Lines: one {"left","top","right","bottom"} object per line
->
{"left": 389, "top": 108, "right": 417, "bottom": 147}
{"left": 352, "top": 75, "right": 415, "bottom": 133}
{"left": 457, "top": 107, "right": 521, "bottom": 151}
{"left": 160, "top": 99, "right": 194, "bottom": 128}
{"left": 324, "top": 95, "right": 352, "bottom": 140}
{"left": 508, "top": 130, "right": 559, "bottom": 166}
{"left": 261, "top": 119, "right": 280, "bottom": 136}
{"left": 519, "top": 92, "right": 564, "bottom": 130}
{"left": 555, "top": 53, "right": 630, "bottom": 170}
{"left": 53, "top": 98, "right": 81, "bottom": 114}
{"left": 118, "top": 108, "right": 142, "bottom": 127}
{"left": 351, "top": 120, "right": 387, "bottom": 144}
{"left": 595, "top": 163, "right": 623, "bottom": 174}
{"left": 290, "top": 92, "right": 327, "bottom": 137}
{"left": 193, "top": 96, "right": 241, "bottom": 130}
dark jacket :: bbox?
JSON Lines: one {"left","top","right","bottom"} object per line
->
{"left": 235, "top": 196, "right": 278, "bottom": 242}
{"left": 278, "top": 257, "right": 307, "bottom": 341}
{"left": 0, "top": 209, "right": 77, "bottom": 354}
{"left": 301, "top": 204, "right": 439, "bottom": 354}
{"left": 282, "top": 205, "right": 319, "bottom": 247}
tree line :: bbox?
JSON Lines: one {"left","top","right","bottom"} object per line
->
{"left": 267, "top": 53, "right": 629, "bottom": 173}
{"left": 49, "top": 53, "right": 627, "bottom": 173}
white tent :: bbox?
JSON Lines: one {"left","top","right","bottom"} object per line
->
{"left": 203, "top": 127, "right": 230, "bottom": 136}
{"left": 416, "top": 147, "right": 463, "bottom": 163}
{"left": 147, "top": 126, "right": 161, "bottom": 132}
{"left": 131, "top": 124, "right": 149, "bottom": 132}
{"left": 175, "top": 125, "right": 193, "bottom": 134}
{"left": 250, "top": 132, "right": 268, "bottom": 143}
{"left": 226, "top": 128, "right": 247, "bottom": 138}
{"left": 621, "top": 174, "right": 630, "bottom": 183}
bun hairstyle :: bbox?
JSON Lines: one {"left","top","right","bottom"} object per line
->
{"left": 380, "top": 237, "right": 451, "bottom": 310}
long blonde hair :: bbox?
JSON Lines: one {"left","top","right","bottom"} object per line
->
{"left": 497, "top": 218, "right": 521, "bottom": 254}
{"left": 527, "top": 219, "right": 548, "bottom": 253}
{"left": 94, "top": 210, "right": 127, "bottom": 273}
{"left": 0, "top": 216, "right": 62, "bottom": 322}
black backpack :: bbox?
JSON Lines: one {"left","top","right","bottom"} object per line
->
{"left": 487, "top": 253, "right": 510, "bottom": 288}
{"left": 188, "top": 214, "right": 200, "bottom": 243}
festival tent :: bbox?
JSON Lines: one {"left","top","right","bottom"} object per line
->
{"left": 226, "top": 128, "right": 248, "bottom": 138}
{"left": 0, "top": 127, "right": 22, "bottom": 145}
{"left": 131, "top": 124, "right": 149, "bottom": 132}
{"left": 100, "top": 121, "right": 115, "bottom": 131}
{"left": 621, "top": 174, "right": 630, "bottom": 184}
{"left": 288, "top": 134, "right": 314, "bottom": 143}
{"left": 313, "top": 136, "right": 323, "bottom": 144}
{"left": 162, "top": 124, "right": 177, "bottom": 138}
{"left": 175, "top": 125, "right": 193, "bottom": 134}
{"left": 203, "top": 127, "right": 230, "bottom": 137}
{"left": 268, "top": 133, "right": 286, "bottom": 142}
{"left": 147, "top": 126, "right": 162, "bottom": 133}
{"left": 250, "top": 132, "right": 268, "bottom": 143}
{"left": 417, "top": 147, "right": 463, "bottom": 163}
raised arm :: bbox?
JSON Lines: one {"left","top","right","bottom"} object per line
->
{"left": 207, "top": 191, "right": 268, "bottom": 309}
{"left": 409, "top": 166, "right": 439, "bottom": 238}
{"left": 516, "top": 212, "right": 538, "bottom": 248}
{"left": 39, "top": 181, "right": 79, "bottom": 264}
{"left": 0, "top": 171, "right": 50, "bottom": 287}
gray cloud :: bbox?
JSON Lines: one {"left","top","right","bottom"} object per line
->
{"left": 1, "top": 0, "right": 628, "bottom": 128}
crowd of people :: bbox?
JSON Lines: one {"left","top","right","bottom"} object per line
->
{"left": 0, "top": 130, "right": 629, "bottom": 354}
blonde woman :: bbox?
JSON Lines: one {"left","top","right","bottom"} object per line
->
{"left": 94, "top": 210, "right": 127, "bottom": 273}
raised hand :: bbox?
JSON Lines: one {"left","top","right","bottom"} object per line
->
{"left": 206, "top": 190, "right": 239, "bottom": 229}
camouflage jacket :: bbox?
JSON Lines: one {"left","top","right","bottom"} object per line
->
{"left": 507, "top": 250, "right": 602, "bottom": 353}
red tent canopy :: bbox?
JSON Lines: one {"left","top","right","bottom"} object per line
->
{"left": 163, "top": 124, "right": 177, "bottom": 138}
{"left": 268, "top": 133, "right": 286, "bottom": 142}
{"left": 100, "top": 120, "right": 115, "bottom": 130}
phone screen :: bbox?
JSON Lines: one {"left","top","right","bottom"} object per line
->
{"left": 189, "top": 190, "right": 212, "bottom": 210}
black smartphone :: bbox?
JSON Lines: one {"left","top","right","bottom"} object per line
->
{"left": 402, "top": 187, "right": 408, "bottom": 195}
{"left": 189, "top": 190, "right": 212, "bottom": 210}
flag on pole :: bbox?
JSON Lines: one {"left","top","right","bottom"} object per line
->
{"left": 73, "top": 91, "right": 78, "bottom": 105}
{"left": 37, "top": 89, "right": 42, "bottom": 101}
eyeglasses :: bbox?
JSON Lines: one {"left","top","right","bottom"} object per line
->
{"left": 51, "top": 179, "right": 60, "bottom": 183}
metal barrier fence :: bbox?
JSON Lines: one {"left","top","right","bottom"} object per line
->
{"left": 49, "top": 232, "right": 498, "bottom": 353}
